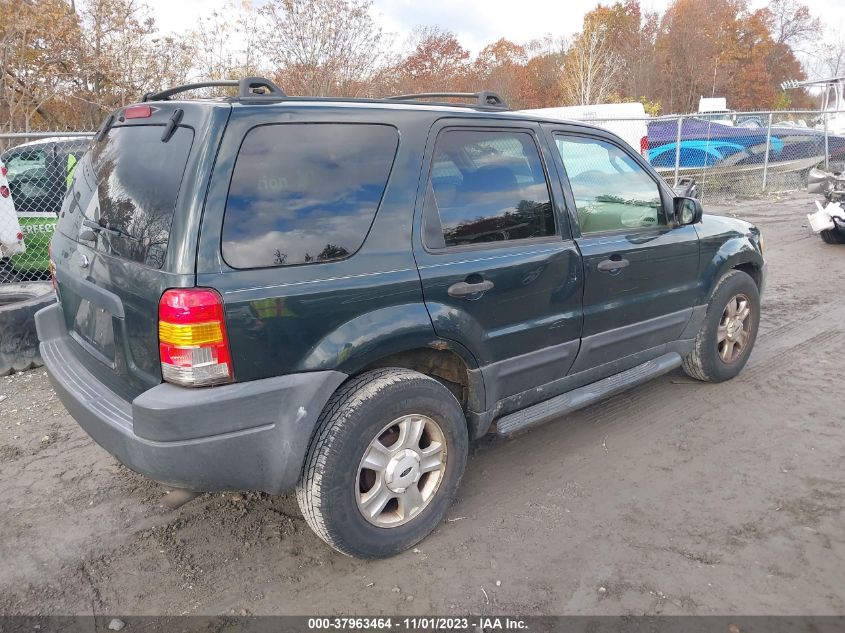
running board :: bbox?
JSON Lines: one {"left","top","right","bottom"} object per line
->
{"left": 495, "top": 352, "right": 683, "bottom": 437}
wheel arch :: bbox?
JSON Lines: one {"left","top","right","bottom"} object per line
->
{"left": 357, "top": 343, "right": 485, "bottom": 414}
{"left": 299, "top": 303, "right": 487, "bottom": 439}
{"left": 730, "top": 261, "right": 763, "bottom": 290}
{"left": 701, "top": 238, "right": 765, "bottom": 302}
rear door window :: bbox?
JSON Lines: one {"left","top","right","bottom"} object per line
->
{"left": 58, "top": 125, "right": 194, "bottom": 268}
{"left": 222, "top": 123, "right": 398, "bottom": 269}
{"left": 425, "top": 129, "right": 555, "bottom": 248}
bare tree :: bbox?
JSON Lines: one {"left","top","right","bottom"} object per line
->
{"left": 258, "top": 0, "right": 393, "bottom": 96}
{"left": 190, "top": 0, "right": 261, "bottom": 82}
{"left": 809, "top": 31, "right": 845, "bottom": 79}
{"left": 560, "top": 22, "right": 620, "bottom": 105}
{"left": 764, "top": 0, "right": 820, "bottom": 52}
{"left": 192, "top": 8, "right": 239, "bottom": 81}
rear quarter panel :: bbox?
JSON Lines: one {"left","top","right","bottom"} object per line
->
{"left": 196, "top": 105, "right": 447, "bottom": 381}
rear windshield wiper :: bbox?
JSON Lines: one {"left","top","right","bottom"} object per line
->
{"left": 83, "top": 217, "right": 140, "bottom": 241}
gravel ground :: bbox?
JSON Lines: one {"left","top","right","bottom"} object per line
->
{"left": 0, "top": 192, "right": 843, "bottom": 616}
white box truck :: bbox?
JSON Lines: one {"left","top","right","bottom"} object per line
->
{"left": 518, "top": 102, "right": 650, "bottom": 161}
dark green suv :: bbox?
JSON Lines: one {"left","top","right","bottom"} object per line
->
{"left": 36, "top": 78, "right": 766, "bottom": 559}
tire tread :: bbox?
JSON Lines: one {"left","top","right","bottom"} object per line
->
{"left": 296, "top": 368, "right": 457, "bottom": 557}
{"left": 682, "top": 270, "right": 758, "bottom": 383}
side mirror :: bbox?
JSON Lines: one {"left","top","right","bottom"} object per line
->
{"left": 674, "top": 197, "right": 703, "bottom": 225}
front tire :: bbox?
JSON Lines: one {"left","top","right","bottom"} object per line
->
{"left": 682, "top": 270, "right": 760, "bottom": 383}
{"left": 296, "top": 368, "right": 469, "bottom": 559}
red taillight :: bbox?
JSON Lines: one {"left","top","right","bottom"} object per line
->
{"left": 0, "top": 185, "right": 9, "bottom": 198}
{"left": 124, "top": 105, "right": 152, "bottom": 119}
{"left": 640, "top": 135, "right": 649, "bottom": 161}
{"left": 158, "top": 288, "right": 233, "bottom": 387}
{"left": 16, "top": 232, "right": 23, "bottom": 241}
{"left": 1, "top": 165, "right": 7, "bottom": 176}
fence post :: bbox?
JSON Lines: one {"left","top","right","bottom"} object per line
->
{"left": 761, "top": 112, "right": 773, "bottom": 192}
{"left": 673, "top": 115, "right": 683, "bottom": 187}
{"left": 824, "top": 112, "right": 830, "bottom": 171}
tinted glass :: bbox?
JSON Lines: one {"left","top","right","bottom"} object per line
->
{"left": 222, "top": 124, "right": 398, "bottom": 269}
{"left": 59, "top": 125, "right": 194, "bottom": 268}
{"left": 555, "top": 136, "right": 663, "bottom": 233}
{"left": 427, "top": 130, "right": 554, "bottom": 248}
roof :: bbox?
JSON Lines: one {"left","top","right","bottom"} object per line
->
{"left": 227, "top": 96, "right": 609, "bottom": 128}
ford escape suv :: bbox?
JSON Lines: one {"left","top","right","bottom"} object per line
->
{"left": 37, "top": 77, "right": 765, "bottom": 559}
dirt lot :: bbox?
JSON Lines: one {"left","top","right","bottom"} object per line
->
{"left": 1, "top": 192, "right": 843, "bottom": 616}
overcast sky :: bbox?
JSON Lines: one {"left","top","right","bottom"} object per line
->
{"left": 143, "top": 0, "right": 845, "bottom": 57}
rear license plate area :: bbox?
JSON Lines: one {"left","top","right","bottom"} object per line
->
{"left": 69, "top": 298, "right": 116, "bottom": 367}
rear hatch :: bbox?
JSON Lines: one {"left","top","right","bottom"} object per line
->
{"left": 53, "top": 101, "right": 231, "bottom": 400}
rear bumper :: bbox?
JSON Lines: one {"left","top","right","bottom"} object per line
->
{"left": 35, "top": 303, "right": 346, "bottom": 493}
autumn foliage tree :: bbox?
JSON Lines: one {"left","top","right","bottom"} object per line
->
{"left": 473, "top": 39, "right": 527, "bottom": 107}
{"left": 258, "top": 0, "right": 393, "bottom": 97}
{"left": 392, "top": 27, "right": 471, "bottom": 94}
{"left": 0, "top": 0, "right": 81, "bottom": 132}
{"left": 579, "top": 1, "right": 660, "bottom": 106}
{"left": 0, "top": 0, "right": 829, "bottom": 134}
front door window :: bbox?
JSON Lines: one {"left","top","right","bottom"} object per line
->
{"left": 555, "top": 135, "right": 663, "bottom": 234}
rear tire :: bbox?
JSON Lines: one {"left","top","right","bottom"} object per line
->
{"left": 820, "top": 228, "right": 845, "bottom": 244}
{"left": 296, "top": 368, "right": 469, "bottom": 559}
{"left": 682, "top": 270, "right": 760, "bottom": 383}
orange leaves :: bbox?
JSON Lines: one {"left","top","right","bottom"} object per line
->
{"left": 0, "top": 0, "right": 823, "bottom": 132}
{"left": 393, "top": 27, "right": 471, "bottom": 94}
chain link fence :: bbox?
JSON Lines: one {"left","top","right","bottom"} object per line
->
{"left": 1, "top": 110, "right": 843, "bottom": 285}
{"left": 586, "top": 109, "right": 845, "bottom": 199}
{"left": 0, "top": 132, "right": 93, "bottom": 283}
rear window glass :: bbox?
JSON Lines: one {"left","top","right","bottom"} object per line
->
{"left": 222, "top": 123, "right": 398, "bottom": 269}
{"left": 58, "top": 125, "right": 194, "bottom": 268}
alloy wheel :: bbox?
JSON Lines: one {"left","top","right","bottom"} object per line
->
{"left": 717, "top": 293, "right": 753, "bottom": 364}
{"left": 356, "top": 414, "right": 447, "bottom": 528}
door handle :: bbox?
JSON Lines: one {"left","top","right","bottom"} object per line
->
{"left": 597, "top": 258, "right": 630, "bottom": 273}
{"left": 448, "top": 280, "right": 494, "bottom": 297}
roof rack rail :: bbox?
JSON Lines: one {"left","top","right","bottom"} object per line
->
{"left": 142, "top": 77, "right": 287, "bottom": 103}
{"left": 386, "top": 91, "right": 509, "bottom": 110}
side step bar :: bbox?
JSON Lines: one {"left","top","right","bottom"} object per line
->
{"left": 495, "top": 352, "right": 683, "bottom": 436}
